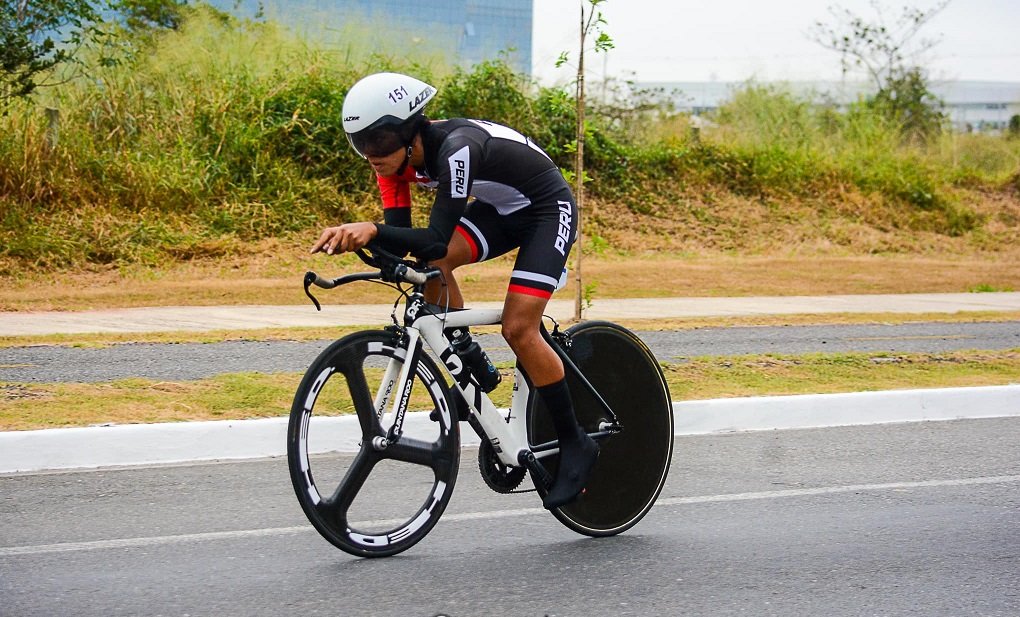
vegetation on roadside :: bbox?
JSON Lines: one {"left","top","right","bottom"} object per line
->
{"left": 2, "top": 348, "right": 1018, "bottom": 430}
{"left": 2, "top": 4, "right": 1019, "bottom": 276}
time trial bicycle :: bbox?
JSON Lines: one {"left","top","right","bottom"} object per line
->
{"left": 287, "top": 244, "right": 673, "bottom": 557}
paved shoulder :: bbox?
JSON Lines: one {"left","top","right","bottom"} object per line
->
{"left": 2, "top": 292, "right": 1019, "bottom": 336}
{"left": 3, "top": 321, "right": 1020, "bottom": 383}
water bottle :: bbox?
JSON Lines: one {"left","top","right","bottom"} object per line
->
{"left": 448, "top": 328, "right": 501, "bottom": 393}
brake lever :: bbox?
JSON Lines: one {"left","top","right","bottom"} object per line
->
{"left": 303, "top": 271, "right": 322, "bottom": 311}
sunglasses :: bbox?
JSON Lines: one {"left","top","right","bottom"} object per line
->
{"left": 348, "top": 128, "right": 407, "bottom": 158}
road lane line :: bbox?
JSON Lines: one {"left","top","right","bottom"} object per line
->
{"left": 847, "top": 335, "right": 973, "bottom": 341}
{"left": 3, "top": 475, "right": 1018, "bottom": 557}
{"left": 655, "top": 475, "right": 1020, "bottom": 506}
{"left": 0, "top": 526, "right": 312, "bottom": 556}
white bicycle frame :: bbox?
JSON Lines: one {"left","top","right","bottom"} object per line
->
{"left": 372, "top": 295, "right": 539, "bottom": 468}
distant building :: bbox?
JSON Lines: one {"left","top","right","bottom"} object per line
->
{"left": 937, "top": 81, "right": 1020, "bottom": 133}
{"left": 645, "top": 80, "right": 1020, "bottom": 133}
{"left": 216, "top": 0, "right": 533, "bottom": 75}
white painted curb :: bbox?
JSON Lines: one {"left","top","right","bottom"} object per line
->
{"left": 1, "top": 385, "right": 1017, "bottom": 474}
{"left": 671, "top": 384, "right": 1020, "bottom": 434}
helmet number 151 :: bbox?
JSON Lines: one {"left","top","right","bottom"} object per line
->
{"left": 388, "top": 86, "right": 409, "bottom": 104}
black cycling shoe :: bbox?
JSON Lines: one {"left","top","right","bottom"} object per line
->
{"left": 542, "top": 434, "right": 599, "bottom": 510}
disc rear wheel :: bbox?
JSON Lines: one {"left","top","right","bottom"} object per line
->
{"left": 529, "top": 321, "right": 673, "bottom": 536}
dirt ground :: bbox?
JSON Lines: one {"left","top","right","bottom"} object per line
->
{"left": 2, "top": 250, "right": 1019, "bottom": 312}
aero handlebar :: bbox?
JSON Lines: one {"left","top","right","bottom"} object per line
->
{"left": 303, "top": 243, "right": 440, "bottom": 311}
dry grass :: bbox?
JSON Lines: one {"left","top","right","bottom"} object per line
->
{"left": 2, "top": 182, "right": 1020, "bottom": 312}
{"left": 665, "top": 350, "right": 1020, "bottom": 401}
{"left": 2, "top": 246, "right": 1019, "bottom": 312}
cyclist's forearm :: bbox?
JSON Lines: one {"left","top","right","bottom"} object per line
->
{"left": 374, "top": 200, "right": 463, "bottom": 261}
{"left": 382, "top": 206, "right": 412, "bottom": 228}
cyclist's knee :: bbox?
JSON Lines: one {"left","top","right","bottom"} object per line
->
{"left": 431, "top": 231, "right": 473, "bottom": 271}
{"left": 501, "top": 315, "right": 540, "bottom": 351}
{"left": 501, "top": 289, "right": 550, "bottom": 351}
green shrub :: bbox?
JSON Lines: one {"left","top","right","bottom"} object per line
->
{"left": 0, "top": 9, "right": 1014, "bottom": 272}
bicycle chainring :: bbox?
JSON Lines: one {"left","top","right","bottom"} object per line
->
{"left": 477, "top": 441, "right": 528, "bottom": 494}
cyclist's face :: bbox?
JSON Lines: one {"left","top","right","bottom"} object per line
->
{"left": 366, "top": 146, "right": 407, "bottom": 177}
{"left": 349, "top": 125, "right": 405, "bottom": 158}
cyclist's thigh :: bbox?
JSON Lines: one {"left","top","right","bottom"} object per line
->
{"left": 507, "top": 189, "right": 577, "bottom": 298}
{"left": 454, "top": 200, "right": 517, "bottom": 264}
{"left": 458, "top": 190, "right": 577, "bottom": 297}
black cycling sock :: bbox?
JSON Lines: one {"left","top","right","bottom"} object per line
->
{"left": 537, "top": 379, "right": 599, "bottom": 510}
{"left": 537, "top": 379, "right": 580, "bottom": 441}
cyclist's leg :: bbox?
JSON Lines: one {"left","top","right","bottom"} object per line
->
{"left": 426, "top": 203, "right": 517, "bottom": 423}
{"left": 425, "top": 230, "right": 471, "bottom": 307}
{"left": 502, "top": 293, "right": 597, "bottom": 511}
{"left": 447, "top": 196, "right": 598, "bottom": 509}
{"left": 477, "top": 199, "right": 566, "bottom": 386}
{"left": 497, "top": 195, "right": 597, "bottom": 510}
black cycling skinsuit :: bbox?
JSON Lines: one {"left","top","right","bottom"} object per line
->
{"left": 373, "top": 118, "right": 577, "bottom": 299}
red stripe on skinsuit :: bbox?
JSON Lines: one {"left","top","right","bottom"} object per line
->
{"left": 455, "top": 226, "right": 479, "bottom": 262}
{"left": 507, "top": 284, "right": 552, "bottom": 299}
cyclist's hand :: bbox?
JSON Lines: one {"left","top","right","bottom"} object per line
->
{"left": 310, "top": 223, "right": 378, "bottom": 255}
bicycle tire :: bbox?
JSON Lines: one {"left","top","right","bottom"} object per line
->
{"left": 288, "top": 330, "right": 460, "bottom": 557}
{"left": 529, "top": 321, "right": 673, "bottom": 536}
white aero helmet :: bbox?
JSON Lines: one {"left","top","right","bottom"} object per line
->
{"left": 342, "top": 72, "right": 437, "bottom": 158}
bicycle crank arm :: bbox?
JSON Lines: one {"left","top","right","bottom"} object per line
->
{"left": 518, "top": 451, "right": 553, "bottom": 491}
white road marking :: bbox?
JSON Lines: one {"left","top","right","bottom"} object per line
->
{"left": 655, "top": 475, "right": 1020, "bottom": 506}
{"left": 3, "top": 475, "right": 1017, "bottom": 557}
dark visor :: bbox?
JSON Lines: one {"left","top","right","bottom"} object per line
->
{"left": 347, "top": 127, "right": 406, "bottom": 158}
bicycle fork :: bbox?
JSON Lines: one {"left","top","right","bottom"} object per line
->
{"left": 371, "top": 329, "right": 424, "bottom": 448}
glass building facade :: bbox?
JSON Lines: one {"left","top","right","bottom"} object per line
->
{"left": 220, "top": 0, "right": 533, "bottom": 75}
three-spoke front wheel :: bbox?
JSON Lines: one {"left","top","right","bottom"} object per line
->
{"left": 287, "top": 330, "right": 460, "bottom": 558}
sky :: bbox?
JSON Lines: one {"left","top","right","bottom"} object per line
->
{"left": 532, "top": 0, "right": 1020, "bottom": 85}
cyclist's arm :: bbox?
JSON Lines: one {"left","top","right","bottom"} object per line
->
{"left": 374, "top": 169, "right": 414, "bottom": 255}
{"left": 374, "top": 137, "right": 478, "bottom": 261}
{"left": 378, "top": 167, "right": 414, "bottom": 227}
{"left": 373, "top": 196, "right": 465, "bottom": 261}
{"left": 382, "top": 207, "right": 411, "bottom": 228}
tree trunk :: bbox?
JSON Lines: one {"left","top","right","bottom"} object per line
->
{"left": 573, "top": 5, "right": 586, "bottom": 322}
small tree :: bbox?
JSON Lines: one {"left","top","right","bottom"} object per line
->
{"left": 556, "top": 0, "right": 613, "bottom": 321}
{"left": 811, "top": 1, "right": 948, "bottom": 92}
{"left": 811, "top": 1, "right": 948, "bottom": 142}
{"left": 869, "top": 66, "right": 945, "bottom": 143}
{"left": 112, "top": 0, "right": 187, "bottom": 32}
{"left": 0, "top": 0, "right": 106, "bottom": 107}
{"left": 1008, "top": 114, "right": 1020, "bottom": 139}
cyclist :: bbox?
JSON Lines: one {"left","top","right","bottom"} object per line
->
{"left": 310, "top": 72, "right": 597, "bottom": 509}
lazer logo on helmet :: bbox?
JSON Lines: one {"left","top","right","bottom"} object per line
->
{"left": 344, "top": 115, "right": 360, "bottom": 122}
{"left": 409, "top": 86, "right": 435, "bottom": 113}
